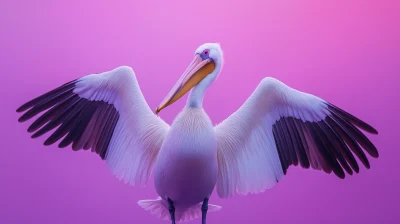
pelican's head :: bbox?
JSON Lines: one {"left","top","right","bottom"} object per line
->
{"left": 194, "top": 42, "right": 224, "bottom": 72}
{"left": 156, "top": 43, "right": 224, "bottom": 114}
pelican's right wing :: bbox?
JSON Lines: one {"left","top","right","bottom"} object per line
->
{"left": 17, "top": 66, "right": 169, "bottom": 186}
{"left": 215, "top": 77, "right": 378, "bottom": 198}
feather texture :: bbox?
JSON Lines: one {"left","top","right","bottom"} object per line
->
{"left": 17, "top": 66, "right": 170, "bottom": 186}
{"left": 215, "top": 77, "right": 378, "bottom": 198}
{"left": 138, "top": 197, "right": 221, "bottom": 223}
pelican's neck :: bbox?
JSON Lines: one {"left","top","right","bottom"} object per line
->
{"left": 186, "top": 84, "right": 206, "bottom": 108}
{"left": 186, "top": 70, "right": 218, "bottom": 108}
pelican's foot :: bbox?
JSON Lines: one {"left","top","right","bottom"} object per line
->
{"left": 168, "top": 198, "right": 176, "bottom": 224}
{"left": 201, "top": 197, "right": 209, "bottom": 224}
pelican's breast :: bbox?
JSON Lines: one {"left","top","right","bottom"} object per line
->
{"left": 154, "top": 107, "right": 218, "bottom": 207}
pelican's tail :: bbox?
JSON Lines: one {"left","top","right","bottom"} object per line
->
{"left": 138, "top": 197, "right": 221, "bottom": 223}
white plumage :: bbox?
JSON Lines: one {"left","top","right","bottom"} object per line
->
{"left": 75, "top": 66, "right": 170, "bottom": 186}
{"left": 17, "top": 43, "right": 378, "bottom": 224}
{"left": 215, "top": 77, "right": 330, "bottom": 198}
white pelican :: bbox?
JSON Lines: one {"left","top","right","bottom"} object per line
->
{"left": 17, "top": 43, "right": 379, "bottom": 224}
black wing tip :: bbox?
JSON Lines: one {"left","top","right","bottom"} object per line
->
{"left": 275, "top": 114, "right": 378, "bottom": 181}
{"left": 31, "top": 132, "right": 41, "bottom": 139}
{"left": 17, "top": 111, "right": 30, "bottom": 122}
{"left": 331, "top": 167, "right": 345, "bottom": 179}
{"left": 370, "top": 129, "right": 379, "bottom": 135}
{"left": 16, "top": 78, "right": 79, "bottom": 118}
{"left": 368, "top": 149, "right": 379, "bottom": 159}
{"left": 337, "top": 174, "right": 345, "bottom": 179}
{"left": 16, "top": 102, "right": 34, "bottom": 113}
{"left": 360, "top": 123, "right": 379, "bottom": 135}
{"left": 58, "top": 141, "right": 70, "bottom": 148}
{"left": 335, "top": 161, "right": 373, "bottom": 179}
{"left": 27, "top": 126, "right": 37, "bottom": 133}
{"left": 325, "top": 102, "right": 379, "bottom": 135}
{"left": 43, "top": 140, "right": 52, "bottom": 146}
{"left": 16, "top": 106, "right": 26, "bottom": 113}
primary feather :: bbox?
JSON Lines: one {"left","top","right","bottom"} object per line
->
{"left": 17, "top": 66, "right": 170, "bottom": 186}
{"left": 215, "top": 77, "right": 378, "bottom": 198}
{"left": 16, "top": 43, "right": 379, "bottom": 223}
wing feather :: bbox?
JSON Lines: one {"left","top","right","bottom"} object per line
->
{"left": 215, "top": 77, "right": 378, "bottom": 198}
{"left": 17, "top": 66, "right": 169, "bottom": 186}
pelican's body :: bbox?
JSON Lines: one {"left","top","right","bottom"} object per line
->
{"left": 154, "top": 68, "right": 220, "bottom": 217}
{"left": 154, "top": 107, "right": 218, "bottom": 208}
{"left": 17, "top": 43, "right": 380, "bottom": 224}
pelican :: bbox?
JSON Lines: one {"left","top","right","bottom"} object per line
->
{"left": 16, "top": 43, "right": 379, "bottom": 224}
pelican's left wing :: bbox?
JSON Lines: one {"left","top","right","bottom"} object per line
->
{"left": 17, "top": 66, "right": 169, "bottom": 186}
{"left": 215, "top": 77, "right": 378, "bottom": 198}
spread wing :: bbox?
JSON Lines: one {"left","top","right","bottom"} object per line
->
{"left": 17, "top": 66, "right": 170, "bottom": 186}
{"left": 215, "top": 77, "right": 378, "bottom": 198}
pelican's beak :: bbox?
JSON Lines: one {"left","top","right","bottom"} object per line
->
{"left": 155, "top": 54, "right": 215, "bottom": 114}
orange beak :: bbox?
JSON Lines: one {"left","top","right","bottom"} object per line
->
{"left": 156, "top": 54, "right": 215, "bottom": 114}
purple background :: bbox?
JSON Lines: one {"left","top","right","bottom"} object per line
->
{"left": 1, "top": 0, "right": 399, "bottom": 223}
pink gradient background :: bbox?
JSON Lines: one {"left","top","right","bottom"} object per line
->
{"left": 1, "top": 0, "right": 399, "bottom": 223}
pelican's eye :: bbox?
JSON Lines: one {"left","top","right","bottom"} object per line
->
{"left": 200, "top": 49, "right": 213, "bottom": 61}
